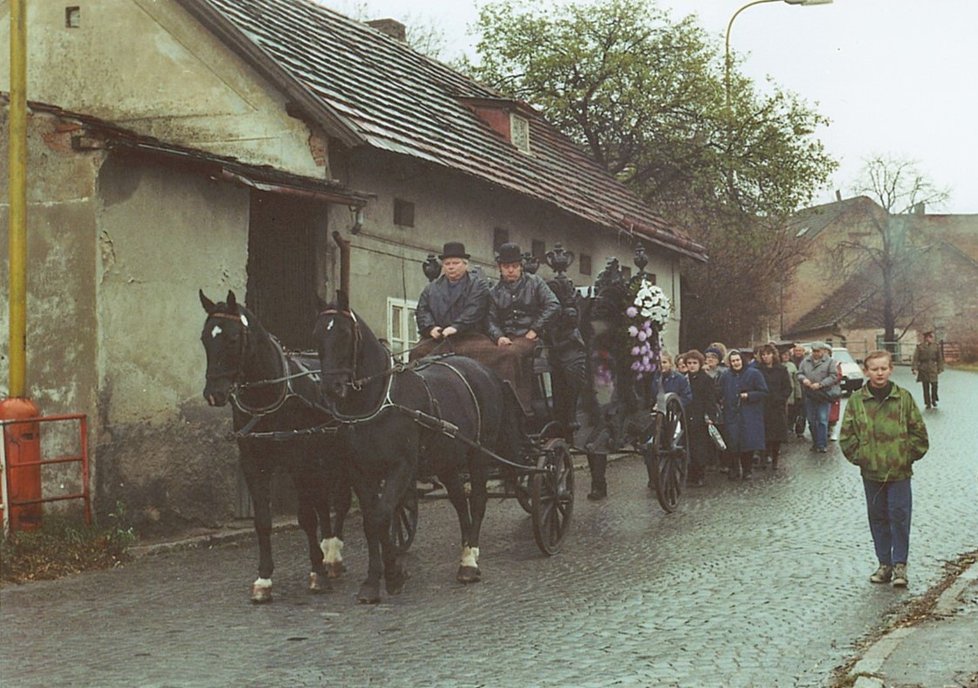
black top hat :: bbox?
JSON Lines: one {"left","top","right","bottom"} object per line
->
{"left": 439, "top": 241, "right": 470, "bottom": 260}
{"left": 495, "top": 242, "right": 523, "bottom": 264}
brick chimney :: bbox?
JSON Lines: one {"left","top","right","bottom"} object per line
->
{"left": 367, "top": 18, "right": 406, "bottom": 42}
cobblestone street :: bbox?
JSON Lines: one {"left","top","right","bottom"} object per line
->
{"left": 2, "top": 368, "right": 976, "bottom": 687}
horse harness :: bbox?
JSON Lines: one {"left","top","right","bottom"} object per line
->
{"left": 317, "top": 308, "right": 485, "bottom": 444}
{"left": 207, "top": 311, "right": 336, "bottom": 439}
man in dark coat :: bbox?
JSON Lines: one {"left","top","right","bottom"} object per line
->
{"left": 911, "top": 330, "right": 944, "bottom": 409}
{"left": 412, "top": 241, "right": 494, "bottom": 361}
{"left": 486, "top": 243, "right": 561, "bottom": 412}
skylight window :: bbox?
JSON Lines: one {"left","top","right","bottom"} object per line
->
{"left": 510, "top": 114, "right": 530, "bottom": 154}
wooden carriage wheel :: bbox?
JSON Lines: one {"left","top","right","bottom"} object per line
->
{"left": 531, "top": 438, "right": 574, "bottom": 555}
{"left": 650, "top": 394, "right": 689, "bottom": 513}
{"left": 389, "top": 487, "right": 419, "bottom": 555}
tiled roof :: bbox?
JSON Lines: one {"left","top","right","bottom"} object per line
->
{"left": 787, "top": 195, "right": 883, "bottom": 242}
{"left": 178, "top": 0, "right": 707, "bottom": 261}
{"left": 784, "top": 272, "right": 879, "bottom": 336}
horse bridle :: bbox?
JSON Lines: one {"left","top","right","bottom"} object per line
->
{"left": 318, "top": 307, "right": 364, "bottom": 391}
{"left": 205, "top": 312, "right": 251, "bottom": 387}
{"left": 206, "top": 311, "right": 291, "bottom": 416}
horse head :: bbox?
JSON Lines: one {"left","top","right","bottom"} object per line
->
{"left": 314, "top": 291, "right": 361, "bottom": 403}
{"left": 199, "top": 289, "right": 250, "bottom": 407}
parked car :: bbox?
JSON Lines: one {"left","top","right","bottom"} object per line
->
{"left": 832, "top": 347, "right": 865, "bottom": 394}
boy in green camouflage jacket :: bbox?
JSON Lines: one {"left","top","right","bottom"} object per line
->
{"left": 840, "top": 350, "right": 928, "bottom": 588}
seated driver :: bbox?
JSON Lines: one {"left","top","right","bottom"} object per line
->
{"left": 487, "top": 243, "right": 561, "bottom": 411}
{"left": 411, "top": 241, "right": 495, "bottom": 361}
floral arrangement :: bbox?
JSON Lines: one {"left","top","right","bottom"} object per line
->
{"left": 625, "top": 278, "right": 671, "bottom": 379}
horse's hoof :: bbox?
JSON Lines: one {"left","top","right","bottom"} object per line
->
{"left": 357, "top": 583, "right": 381, "bottom": 604}
{"left": 326, "top": 561, "right": 347, "bottom": 579}
{"left": 308, "top": 571, "right": 333, "bottom": 594}
{"left": 385, "top": 569, "right": 410, "bottom": 595}
{"left": 456, "top": 566, "right": 481, "bottom": 584}
{"left": 251, "top": 579, "right": 273, "bottom": 603}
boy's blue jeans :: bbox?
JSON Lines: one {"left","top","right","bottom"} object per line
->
{"left": 804, "top": 396, "right": 829, "bottom": 449}
{"left": 863, "top": 478, "right": 912, "bottom": 565}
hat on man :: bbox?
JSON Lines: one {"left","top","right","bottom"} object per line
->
{"left": 811, "top": 341, "right": 832, "bottom": 352}
{"left": 704, "top": 347, "right": 723, "bottom": 359}
{"left": 439, "top": 241, "right": 470, "bottom": 260}
{"left": 495, "top": 243, "right": 523, "bottom": 264}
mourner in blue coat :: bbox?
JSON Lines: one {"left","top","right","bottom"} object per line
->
{"left": 718, "top": 350, "right": 768, "bottom": 480}
{"left": 658, "top": 352, "right": 692, "bottom": 408}
{"left": 412, "top": 241, "right": 494, "bottom": 361}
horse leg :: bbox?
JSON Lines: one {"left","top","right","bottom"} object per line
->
{"left": 440, "top": 470, "right": 478, "bottom": 584}
{"left": 379, "top": 462, "right": 413, "bottom": 596}
{"left": 321, "top": 467, "right": 352, "bottom": 579}
{"left": 292, "top": 470, "right": 331, "bottom": 594}
{"left": 352, "top": 480, "right": 384, "bottom": 604}
{"left": 461, "top": 454, "right": 489, "bottom": 583}
{"left": 241, "top": 451, "right": 274, "bottom": 603}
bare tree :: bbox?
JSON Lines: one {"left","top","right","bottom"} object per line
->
{"left": 316, "top": 0, "right": 450, "bottom": 60}
{"left": 842, "top": 155, "right": 950, "bottom": 346}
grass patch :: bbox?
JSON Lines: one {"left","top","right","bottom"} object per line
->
{"left": 1, "top": 505, "right": 136, "bottom": 585}
{"left": 948, "top": 361, "right": 978, "bottom": 373}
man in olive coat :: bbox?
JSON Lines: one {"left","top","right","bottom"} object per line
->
{"left": 911, "top": 330, "right": 945, "bottom": 409}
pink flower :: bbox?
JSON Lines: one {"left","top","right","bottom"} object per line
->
{"left": 626, "top": 306, "right": 638, "bottom": 318}
{"left": 638, "top": 331, "right": 648, "bottom": 342}
{"left": 631, "top": 346, "right": 641, "bottom": 356}
{"left": 628, "top": 325, "right": 639, "bottom": 337}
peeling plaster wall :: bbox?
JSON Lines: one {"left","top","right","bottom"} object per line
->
{"left": 93, "top": 153, "right": 248, "bottom": 532}
{"left": 331, "top": 149, "right": 684, "bottom": 355}
{"left": 1, "top": 108, "right": 101, "bottom": 508}
{"left": 0, "top": 0, "right": 327, "bottom": 178}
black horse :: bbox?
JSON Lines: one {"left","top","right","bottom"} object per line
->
{"left": 314, "top": 292, "right": 522, "bottom": 604}
{"left": 199, "top": 290, "right": 352, "bottom": 603}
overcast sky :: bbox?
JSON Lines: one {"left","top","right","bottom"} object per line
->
{"left": 323, "top": 0, "right": 978, "bottom": 214}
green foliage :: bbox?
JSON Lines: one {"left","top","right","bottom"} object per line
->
{"left": 1, "top": 503, "right": 136, "bottom": 584}
{"left": 470, "top": 0, "right": 838, "bottom": 344}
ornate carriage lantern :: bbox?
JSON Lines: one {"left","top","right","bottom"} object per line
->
{"left": 422, "top": 254, "right": 441, "bottom": 282}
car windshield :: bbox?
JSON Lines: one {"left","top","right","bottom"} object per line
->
{"left": 833, "top": 349, "right": 856, "bottom": 363}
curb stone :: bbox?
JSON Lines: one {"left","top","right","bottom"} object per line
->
{"left": 846, "top": 556, "right": 978, "bottom": 686}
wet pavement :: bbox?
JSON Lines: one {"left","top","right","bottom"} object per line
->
{"left": 2, "top": 367, "right": 976, "bottom": 687}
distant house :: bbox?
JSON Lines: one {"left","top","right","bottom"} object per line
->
{"left": 783, "top": 194, "right": 978, "bottom": 362}
{"left": 0, "top": 0, "right": 705, "bottom": 532}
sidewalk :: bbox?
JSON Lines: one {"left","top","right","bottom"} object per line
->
{"left": 842, "top": 553, "right": 978, "bottom": 688}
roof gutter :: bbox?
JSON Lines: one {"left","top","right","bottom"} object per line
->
{"left": 174, "top": 0, "right": 364, "bottom": 149}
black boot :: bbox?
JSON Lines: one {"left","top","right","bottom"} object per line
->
{"left": 587, "top": 453, "right": 608, "bottom": 501}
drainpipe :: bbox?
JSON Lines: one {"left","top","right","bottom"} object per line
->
{"left": 7, "top": 0, "right": 28, "bottom": 398}
{"left": 332, "top": 231, "right": 351, "bottom": 297}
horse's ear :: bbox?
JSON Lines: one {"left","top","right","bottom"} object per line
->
{"left": 337, "top": 290, "right": 349, "bottom": 311}
{"left": 199, "top": 289, "right": 216, "bottom": 313}
{"left": 227, "top": 290, "right": 238, "bottom": 312}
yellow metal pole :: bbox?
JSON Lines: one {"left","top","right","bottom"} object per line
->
{"left": 8, "top": 0, "right": 28, "bottom": 397}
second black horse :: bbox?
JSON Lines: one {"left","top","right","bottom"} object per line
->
{"left": 314, "top": 292, "right": 522, "bottom": 603}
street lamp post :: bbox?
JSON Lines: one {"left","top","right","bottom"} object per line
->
{"left": 724, "top": 0, "right": 833, "bottom": 137}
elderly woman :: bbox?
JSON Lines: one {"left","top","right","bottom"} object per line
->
{"left": 411, "top": 241, "right": 495, "bottom": 361}
{"left": 718, "top": 350, "right": 768, "bottom": 480}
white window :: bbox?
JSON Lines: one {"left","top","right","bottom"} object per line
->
{"left": 510, "top": 113, "right": 531, "bottom": 154}
{"left": 387, "top": 297, "right": 419, "bottom": 362}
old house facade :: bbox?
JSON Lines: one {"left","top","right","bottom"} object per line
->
{"left": 1, "top": 0, "right": 705, "bottom": 533}
{"left": 783, "top": 194, "right": 978, "bottom": 361}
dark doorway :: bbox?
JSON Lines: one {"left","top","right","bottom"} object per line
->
{"left": 245, "top": 191, "right": 326, "bottom": 351}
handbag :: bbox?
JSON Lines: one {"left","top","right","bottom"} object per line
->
{"left": 707, "top": 423, "right": 727, "bottom": 451}
{"left": 807, "top": 386, "right": 841, "bottom": 404}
